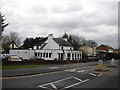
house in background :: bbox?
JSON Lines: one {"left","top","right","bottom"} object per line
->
{"left": 96, "top": 44, "right": 114, "bottom": 53}
{"left": 10, "top": 34, "right": 82, "bottom": 60}
{"left": 79, "top": 46, "right": 96, "bottom": 56}
{"left": 96, "top": 44, "right": 114, "bottom": 60}
{"left": 9, "top": 42, "right": 18, "bottom": 49}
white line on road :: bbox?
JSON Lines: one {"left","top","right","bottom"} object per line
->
{"left": 64, "top": 69, "right": 76, "bottom": 72}
{"left": 77, "top": 70, "right": 85, "bottom": 73}
{"left": 73, "top": 77, "right": 82, "bottom": 82}
{"left": 98, "top": 74, "right": 102, "bottom": 77}
{"left": 89, "top": 73, "right": 97, "bottom": 76}
{"left": 48, "top": 67, "right": 59, "bottom": 69}
{"left": 38, "top": 76, "right": 89, "bottom": 89}
{"left": 50, "top": 83, "right": 58, "bottom": 89}
{"left": 1, "top": 71, "right": 62, "bottom": 80}
{"left": 38, "top": 76, "right": 74, "bottom": 87}
{"left": 61, "top": 79, "right": 89, "bottom": 90}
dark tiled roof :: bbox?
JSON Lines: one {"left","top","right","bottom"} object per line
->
{"left": 40, "top": 43, "right": 47, "bottom": 49}
{"left": 101, "top": 44, "right": 113, "bottom": 49}
{"left": 53, "top": 38, "right": 73, "bottom": 47}
{"left": 96, "top": 44, "right": 114, "bottom": 50}
{"left": 34, "top": 37, "right": 48, "bottom": 46}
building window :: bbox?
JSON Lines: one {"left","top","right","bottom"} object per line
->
{"left": 38, "top": 52, "right": 40, "bottom": 56}
{"left": 17, "top": 51, "right": 19, "bottom": 53}
{"left": 43, "top": 53, "right": 45, "bottom": 57}
{"left": 77, "top": 54, "right": 79, "bottom": 57}
{"left": 35, "top": 52, "right": 37, "bottom": 56}
{"left": 40, "top": 53, "right": 42, "bottom": 57}
{"left": 75, "top": 53, "right": 76, "bottom": 58}
{"left": 80, "top": 54, "right": 81, "bottom": 58}
{"left": 49, "top": 53, "right": 52, "bottom": 58}
{"left": 58, "top": 53, "right": 60, "bottom": 60}
{"left": 46, "top": 53, "right": 48, "bottom": 58}
{"left": 67, "top": 53, "right": 70, "bottom": 60}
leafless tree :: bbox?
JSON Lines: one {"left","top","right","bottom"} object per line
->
{"left": 84, "top": 40, "right": 97, "bottom": 48}
{"left": 2, "top": 32, "right": 21, "bottom": 46}
{"left": 70, "top": 34, "right": 86, "bottom": 45}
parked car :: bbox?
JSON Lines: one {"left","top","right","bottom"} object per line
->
{"left": 2, "top": 55, "right": 22, "bottom": 62}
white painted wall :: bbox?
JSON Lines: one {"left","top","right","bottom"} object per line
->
{"left": 60, "top": 46, "right": 73, "bottom": 50}
{"left": 35, "top": 49, "right": 63, "bottom": 60}
{"left": 43, "top": 37, "right": 59, "bottom": 50}
{"left": 10, "top": 50, "right": 34, "bottom": 59}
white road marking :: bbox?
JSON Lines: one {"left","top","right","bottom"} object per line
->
{"left": 77, "top": 70, "right": 85, "bottom": 73}
{"left": 61, "top": 79, "right": 89, "bottom": 89}
{"left": 38, "top": 86, "right": 50, "bottom": 90}
{"left": 89, "top": 73, "right": 97, "bottom": 76}
{"left": 50, "top": 83, "right": 57, "bottom": 89}
{"left": 73, "top": 77, "right": 82, "bottom": 82}
{"left": 98, "top": 74, "right": 102, "bottom": 77}
{"left": 48, "top": 67, "right": 59, "bottom": 69}
{"left": 38, "top": 76, "right": 89, "bottom": 89}
{"left": 38, "top": 76, "right": 74, "bottom": 87}
{"left": 89, "top": 73, "right": 102, "bottom": 77}
{"left": 64, "top": 69, "right": 76, "bottom": 72}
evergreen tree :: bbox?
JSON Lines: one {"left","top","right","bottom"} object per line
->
{"left": 0, "top": 12, "right": 9, "bottom": 34}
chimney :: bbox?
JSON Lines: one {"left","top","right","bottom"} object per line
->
{"left": 48, "top": 34, "right": 53, "bottom": 40}
{"left": 48, "top": 34, "right": 53, "bottom": 37}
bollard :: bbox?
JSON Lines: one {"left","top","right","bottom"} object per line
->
{"left": 98, "top": 60, "right": 103, "bottom": 69}
{"left": 95, "top": 60, "right": 109, "bottom": 72}
{"left": 111, "top": 58, "right": 115, "bottom": 66}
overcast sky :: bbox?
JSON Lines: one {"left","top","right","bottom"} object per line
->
{"left": 1, "top": 0, "right": 119, "bottom": 48}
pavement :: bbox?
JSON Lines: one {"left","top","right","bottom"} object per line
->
{"left": 2, "top": 61, "right": 98, "bottom": 77}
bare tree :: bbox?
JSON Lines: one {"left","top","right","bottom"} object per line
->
{"left": 70, "top": 34, "right": 86, "bottom": 45}
{"left": 2, "top": 32, "right": 21, "bottom": 46}
{"left": 84, "top": 40, "right": 97, "bottom": 48}
{"left": 2, "top": 32, "right": 21, "bottom": 53}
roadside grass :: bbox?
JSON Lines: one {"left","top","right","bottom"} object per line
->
{"left": 1, "top": 65, "right": 51, "bottom": 69}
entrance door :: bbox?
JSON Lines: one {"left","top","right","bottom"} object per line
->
{"left": 61, "top": 53, "right": 63, "bottom": 60}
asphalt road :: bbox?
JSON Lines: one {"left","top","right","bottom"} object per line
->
{"left": 2, "top": 61, "right": 119, "bottom": 89}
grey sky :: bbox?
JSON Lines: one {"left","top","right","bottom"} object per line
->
{"left": 1, "top": 0, "right": 118, "bottom": 48}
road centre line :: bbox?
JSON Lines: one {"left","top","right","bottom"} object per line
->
{"left": 48, "top": 67, "right": 59, "bottom": 69}
{"left": 77, "top": 70, "right": 85, "bottom": 73}
{"left": 1, "top": 71, "right": 62, "bottom": 80}
{"left": 61, "top": 79, "right": 89, "bottom": 90}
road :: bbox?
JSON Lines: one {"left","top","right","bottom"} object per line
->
{"left": 2, "top": 61, "right": 119, "bottom": 89}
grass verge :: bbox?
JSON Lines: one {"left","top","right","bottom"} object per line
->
{"left": 1, "top": 65, "right": 50, "bottom": 69}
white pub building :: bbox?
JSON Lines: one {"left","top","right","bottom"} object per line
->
{"left": 10, "top": 34, "right": 82, "bottom": 60}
